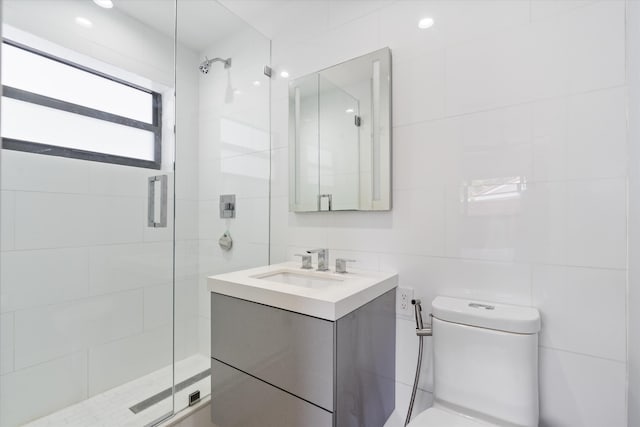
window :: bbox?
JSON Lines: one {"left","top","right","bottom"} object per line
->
{"left": 1, "top": 39, "right": 162, "bottom": 169}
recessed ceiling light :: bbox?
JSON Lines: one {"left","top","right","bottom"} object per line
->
{"left": 418, "top": 17, "right": 434, "bottom": 29}
{"left": 93, "top": 0, "right": 114, "bottom": 8}
{"left": 252, "top": 80, "right": 261, "bottom": 87}
{"left": 345, "top": 108, "right": 354, "bottom": 114}
{"left": 280, "top": 70, "right": 290, "bottom": 79}
{"left": 75, "top": 16, "right": 93, "bottom": 28}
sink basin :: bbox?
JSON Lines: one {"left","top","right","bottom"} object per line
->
{"left": 253, "top": 269, "right": 344, "bottom": 288}
{"left": 208, "top": 262, "right": 398, "bottom": 320}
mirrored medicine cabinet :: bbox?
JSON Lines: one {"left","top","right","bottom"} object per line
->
{"left": 288, "top": 47, "right": 392, "bottom": 212}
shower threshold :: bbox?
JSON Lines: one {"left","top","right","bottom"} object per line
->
{"left": 23, "top": 354, "right": 211, "bottom": 427}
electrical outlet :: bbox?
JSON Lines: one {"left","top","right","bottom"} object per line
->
{"left": 397, "top": 287, "right": 414, "bottom": 315}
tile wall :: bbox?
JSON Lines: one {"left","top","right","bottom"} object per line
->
{"left": 0, "top": 2, "right": 200, "bottom": 425}
{"left": 195, "top": 25, "right": 272, "bottom": 356}
{"left": 220, "top": 0, "right": 629, "bottom": 425}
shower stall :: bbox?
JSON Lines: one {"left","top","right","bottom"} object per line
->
{"left": 0, "top": 0, "right": 271, "bottom": 425}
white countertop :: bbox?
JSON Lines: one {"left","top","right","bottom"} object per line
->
{"left": 207, "top": 262, "right": 398, "bottom": 321}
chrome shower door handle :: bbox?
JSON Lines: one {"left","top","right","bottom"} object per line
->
{"left": 147, "top": 175, "right": 168, "bottom": 228}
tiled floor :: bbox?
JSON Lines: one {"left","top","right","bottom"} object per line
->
{"left": 24, "top": 354, "right": 211, "bottom": 427}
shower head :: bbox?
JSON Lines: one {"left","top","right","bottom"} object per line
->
{"left": 199, "top": 56, "right": 232, "bottom": 74}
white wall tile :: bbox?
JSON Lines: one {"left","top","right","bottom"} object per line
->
{"left": 89, "top": 242, "right": 173, "bottom": 295}
{"left": 391, "top": 120, "right": 461, "bottom": 189}
{"left": 379, "top": 254, "right": 532, "bottom": 307}
{"left": 566, "top": 1, "right": 625, "bottom": 94}
{"left": 143, "top": 284, "right": 173, "bottom": 331}
{"left": 0, "top": 352, "right": 87, "bottom": 427}
{"left": 567, "top": 88, "right": 627, "bottom": 180}
{"left": 533, "top": 265, "right": 626, "bottom": 361}
{"left": 396, "top": 317, "right": 433, "bottom": 392}
{"left": 88, "top": 325, "right": 172, "bottom": 396}
{"left": 1, "top": 190, "right": 15, "bottom": 251}
{"left": 88, "top": 195, "right": 145, "bottom": 245}
{"left": 539, "top": 348, "right": 626, "bottom": 427}
{"left": 13, "top": 290, "right": 143, "bottom": 369}
{"left": 530, "top": 0, "right": 595, "bottom": 22}
{"left": 87, "top": 161, "right": 149, "bottom": 197}
{"left": 445, "top": 26, "right": 532, "bottom": 115}
{"left": 14, "top": 192, "right": 92, "bottom": 249}
{"left": 1, "top": 248, "right": 89, "bottom": 313}
{"left": 532, "top": 97, "right": 567, "bottom": 182}
{"left": 1, "top": 150, "right": 89, "bottom": 194}
{"left": 525, "top": 182, "right": 567, "bottom": 265}
{"left": 0, "top": 312, "right": 14, "bottom": 375}
{"left": 566, "top": 179, "right": 626, "bottom": 269}
{"left": 13, "top": 193, "right": 144, "bottom": 249}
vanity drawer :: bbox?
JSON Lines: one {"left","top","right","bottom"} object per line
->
{"left": 211, "top": 359, "right": 333, "bottom": 427}
{"left": 211, "top": 293, "right": 334, "bottom": 411}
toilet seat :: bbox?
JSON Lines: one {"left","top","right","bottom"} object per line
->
{"left": 407, "top": 406, "right": 498, "bottom": 427}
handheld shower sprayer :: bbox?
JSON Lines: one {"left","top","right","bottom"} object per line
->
{"left": 405, "top": 299, "right": 433, "bottom": 427}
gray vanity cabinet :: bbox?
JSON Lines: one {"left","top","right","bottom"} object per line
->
{"left": 210, "top": 289, "right": 396, "bottom": 427}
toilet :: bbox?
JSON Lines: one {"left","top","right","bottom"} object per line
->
{"left": 407, "top": 296, "right": 541, "bottom": 427}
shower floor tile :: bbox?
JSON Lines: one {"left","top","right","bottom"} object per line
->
{"left": 23, "top": 354, "right": 211, "bottom": 427}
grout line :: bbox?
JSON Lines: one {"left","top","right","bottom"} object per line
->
{"left": 539, "top": 344, "right": 628, "bottom": 365}
{"left": 392, "top": 83, "right": 628, "bottom": 130}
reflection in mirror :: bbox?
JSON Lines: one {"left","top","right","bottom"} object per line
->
{"left": 289, "top": 47, "right": 392, "bottom": 212}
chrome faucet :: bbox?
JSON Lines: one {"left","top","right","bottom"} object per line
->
{"left": 306, "top": 248, "right": 329, "bottom": 271}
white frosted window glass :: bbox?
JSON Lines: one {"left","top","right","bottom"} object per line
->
{"left": 2, "top": 43, "right": 153, "bottom": 123}
{"left": 1, "top": 97, "right": 155, "bottom": 161}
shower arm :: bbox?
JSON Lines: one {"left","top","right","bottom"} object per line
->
{"left": 206, "top": 57, "right": 232, "bottom": 69}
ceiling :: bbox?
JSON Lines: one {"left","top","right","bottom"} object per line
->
{"left": 114, "top": 0, "right": 248, "bottom": 52}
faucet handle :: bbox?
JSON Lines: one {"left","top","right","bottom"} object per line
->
{"left": 335, "top": 258, "right": 356, "bottom": 274}
{"left": 294, "top": 253, "right": 313, "bottom": 269}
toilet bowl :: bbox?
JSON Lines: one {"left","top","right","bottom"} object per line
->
{"left": 406, "top": 296, "right": 541, "bottom": 427}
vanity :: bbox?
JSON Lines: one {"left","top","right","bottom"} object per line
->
{"left": 208, "top": 262, "right": 398, "bottom": 427}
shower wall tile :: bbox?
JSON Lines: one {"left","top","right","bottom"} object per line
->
{"left": 1, "top": 150, "right": 89, "bottom": 194}
{"left": 0, "top": 190, "right": 15, "bottom": 251}
{"left": 89, "top": 242, "right": 174, "bottom": 296}
{"left": 533, "top": 265, "right": 626, "bottom": 362}
{"left": 0, "top": 3, "right": 203, "bottom": 421}
{"left": 13, "top": 193, "right": 144, "bottom": 250}
{"left": 0, "top": 312, "right": 14, "bottom": 375}
{"left": 87, "top": 160, "right": 150, "bottom": 197}
{"left": 88, "top": 325, "right": 172, "bottom": 396}
{"left": 0, "top": 352, "right": 87, "bottom": 427}
{"left": 0, "top": 248, "right": 89, "bottom": 313}
{"left": 13, "top": 290, "right": 143, "bottom": 370}
{"left": 144, "top": 279, "right": 198, "bottom": 332}
{"left": 143, "top": 284, "right": 173, "bottom": 331}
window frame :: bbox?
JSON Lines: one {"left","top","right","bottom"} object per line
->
{"left": 1, "top": 39, "right": 163, "bottom": 170}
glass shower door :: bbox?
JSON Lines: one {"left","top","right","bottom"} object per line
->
{"left": 0, "top": 1, "right": 178, "bottom": 425}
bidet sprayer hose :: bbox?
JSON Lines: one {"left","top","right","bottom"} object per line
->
{"left": 405, "top": 299, "right": 433, "bottom": 427}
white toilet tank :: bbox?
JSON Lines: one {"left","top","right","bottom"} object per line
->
{"left": 431, "top": 297, "right": 541, "bottom": 427}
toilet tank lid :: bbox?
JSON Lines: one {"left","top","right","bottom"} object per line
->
{"left": 432, "top": 296, "right": 540, "bottom": 334}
